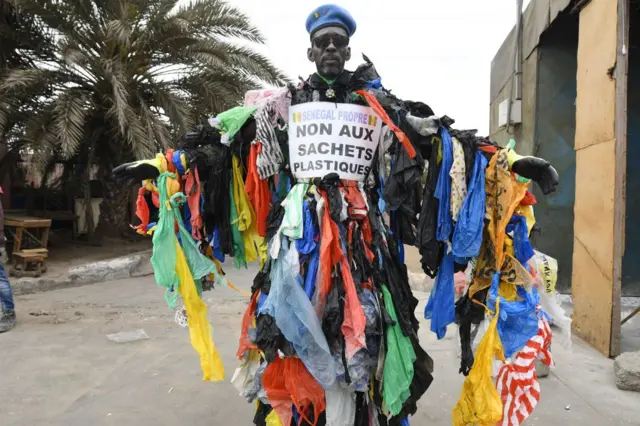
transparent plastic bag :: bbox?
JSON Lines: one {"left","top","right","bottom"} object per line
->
{"left": 538, "top": 290, "right": 572, "bottom": 350}
{"left": 259, "top": 239, "right": 336, "bottom": 389}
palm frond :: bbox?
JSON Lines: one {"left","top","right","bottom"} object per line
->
{"left": 105, "top": 18, "right": 131, "bottom": 47}
{"left": 103, "top": 59, "right": 130, "bottom": 135}
{"left": 153, "top": 85, "right": 193, "bottom": 131}
{"left": 172, "top": 0, "right": 265, "bottom": 44}
{"left": 219, "top": 44, "right": 290, "bottom": 86}
{"left": 180, "top": 39, "right": 229, "bottom": 69}
{"left": 0, "top": 68, "right": 51, "bottom": 93}
{"left": 133, "top": 98, "right": 159, "bottom": 158}
{"left": 122, "top": 111, "right": 152, "bottom": 160}
{"left": 53, "top": 89, "right": 89, "bottom": 158}
{"left": 6, "top": 0, "right": 287, "bottom": 171}
{"left": 59, "top": 39, "right": 90, "bottom": 68}
{"left": 22, "top": 104, "right": 58, "bottom": 173}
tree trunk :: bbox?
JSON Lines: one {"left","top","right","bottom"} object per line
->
{"left": 78, "top": 133, "right": 100, "bottom": 242}
{"left": 94, "top": 172, "right": 134, "bottom": 238}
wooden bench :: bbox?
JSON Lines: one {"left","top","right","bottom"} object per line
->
{"left": 10, "top": 248, "right": 49, "bottom": 278}
{"left": 29, "top": 210, "right": 78, "bottom": 240}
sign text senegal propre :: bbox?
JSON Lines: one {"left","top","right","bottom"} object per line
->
{"left": 288, "top": 102, "right": 383, "bottom": 181}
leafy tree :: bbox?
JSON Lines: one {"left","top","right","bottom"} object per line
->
{"left": 0, "top": 0, "right": 287, "bottom": 237}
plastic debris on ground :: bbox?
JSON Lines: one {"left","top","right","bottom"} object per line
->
{"left": 107, "top": 329, "right": 150, "bottom": 343}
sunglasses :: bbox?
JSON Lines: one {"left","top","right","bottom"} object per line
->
{"left": 312, "top": 33, "right": 349, "bottom": 50}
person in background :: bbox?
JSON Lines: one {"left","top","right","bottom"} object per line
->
{"left": 0, "top": 192, "right": 16, "bottom": 333}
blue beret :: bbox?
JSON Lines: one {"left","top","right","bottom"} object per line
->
{"left": 306, "top": 4, "right": 356, "bottom": 38}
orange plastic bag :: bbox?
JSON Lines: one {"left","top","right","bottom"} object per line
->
{"left": 340, "top": 258, "right": 366, "bottom": 359}
{"left": 236, "top": 291, "right": 259, "bottom": 359}
{"left": 184, "top": 166, "right": 203, "bottom": 240}
{"left": 471, "top": 150, "right": 529, "bottom": 298}
{"left": 316, "top": 191, "right": 344, "bottom": 316}
{"left": 263, "top": 357, "right": 326, "bottom": 426}
{"left": 245, "top": 142, "right": 271, "bottom": 237}
{"left": 132, "top": 186, "right": 150, "bottom": 234}
{"left": 356, "top": 90, "right": 416, "bottom": 158}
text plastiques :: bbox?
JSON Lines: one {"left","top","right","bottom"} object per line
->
{"left": 287, "top": 102, "right": 383, "bottom": 181}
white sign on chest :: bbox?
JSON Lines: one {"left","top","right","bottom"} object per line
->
{"left": 288, "top": 102, "right": 383, "bottom": 181}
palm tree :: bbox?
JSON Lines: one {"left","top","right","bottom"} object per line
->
{"left": 0, "top": 0, "right": 53, "bottom": 180}
{"left": 0, "top": 0, "right": 288, "bottom": 237}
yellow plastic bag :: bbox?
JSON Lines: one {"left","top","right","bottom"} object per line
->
{"left": 265, "top": 409, "right": 284, "bottom": 426}
{"left": 515, "top": 204, "right": 536, "bottom": 236}
{"left": 452, "top": 299, "right": 505, "bottom": 426}
{"left": 231, "top": 156, "right": 265, "bottom": 265}
{"left": 175, "top": 238, "right": 225, "bottom": 381}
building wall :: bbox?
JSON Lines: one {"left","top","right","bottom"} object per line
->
{"left": 489, "top": 0, "right": 573, "bottom": 153}
{"left": 571, "top": 0, "right": 619, "bottom": 356}
{"left": 530, "top": 13, "right": 579, "bottom": 294}
{"left": 489, "top": 0, "right": 578, "bottom": 294}
{"left": 622, "top": 9, "right": 640, "bottom": 296}
{"left": 489, "top": 51, "right": 539, "bottom": 155}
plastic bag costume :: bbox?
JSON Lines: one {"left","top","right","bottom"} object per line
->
{"left": 113, "top": 6, "right": 568, "bottom": 426}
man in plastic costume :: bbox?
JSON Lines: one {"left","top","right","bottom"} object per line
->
{"left": 114, "top": 4, "right": 561, "bottom": 426}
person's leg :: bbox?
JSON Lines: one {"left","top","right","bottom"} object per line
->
{"left": 0, "top": 263, "right": 16, "bottom": 332}
{"left": 0, "top": 263, "right": 14, "bottom": 312}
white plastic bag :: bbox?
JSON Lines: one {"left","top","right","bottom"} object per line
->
{"left": 230, "top": 352, "right": 262, "bottom": 402}
{"left": 106, "top": 329, "right": 149, "bottom": 343}
{"left": 326, "top": 387, "right": 356, "bottom": 426}
{"left": 538, "top": 290, "right": 572, "bottom": 350}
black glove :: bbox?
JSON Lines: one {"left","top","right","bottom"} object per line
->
{"left": 113, "top": 161, "right": 161, "bottom": 186}
{"left": 512, "top": 157, "right": 560, "bottom": 195}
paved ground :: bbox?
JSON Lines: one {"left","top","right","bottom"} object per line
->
{"left": 2, "top": 264, "right": 640, "bottom": 426}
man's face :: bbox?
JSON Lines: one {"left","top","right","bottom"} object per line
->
{"left": 307, "top": 26, "right": 351, "bottom": 79}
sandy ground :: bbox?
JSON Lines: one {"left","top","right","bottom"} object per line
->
{"left": 1, "top": 263, "right": 640, "bottom": 426}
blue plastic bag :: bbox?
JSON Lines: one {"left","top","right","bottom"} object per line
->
{"left": 297, "top": 201, "right": 317, "bottom": 255}
{"left": 424, "top": 250, "right": 455, "bottom": 339}
{"left": 487, "top": 271, "right": 540, "bottom": 358}
{"left": 452, "top": 152, "right": 488, "bottom": 258}
{"left": 304, "top": 248, "right": 319, "bottom": 300}
{"left": 506, "top": 215, "right": 535, "bottom": 265}
{"left": 435, "top": 128, "right": 454, "bottom": 242}
{"left": 211, "top": 227, "right": 225, "bottom": 262}
{"left": 259, "top": 239, "right": 337, "bottom": 389}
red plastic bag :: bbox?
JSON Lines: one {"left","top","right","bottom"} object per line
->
{"left": 263, "top": 357, "right": 326, "bottom": 426}
{"left": 245, "top": 142, "right": 271, "bottom": 237}
{"left": 236, "top": 291, "right": 259, "bottom": 359}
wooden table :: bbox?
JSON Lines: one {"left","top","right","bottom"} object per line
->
{"left": 4, "top": 213, "right": 51, "bottom": 277}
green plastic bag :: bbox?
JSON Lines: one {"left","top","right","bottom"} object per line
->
{"left": 151, "top": 173, "right": 180, "bottom": 308}
{"left": 216, "top": 106, "right": 257, "bottom": 142}
{"left": 382, "top": 285, "right": 416, "bottom": 416}
{"left": 151, "top": 172, "right": 226, "bottom": 307}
